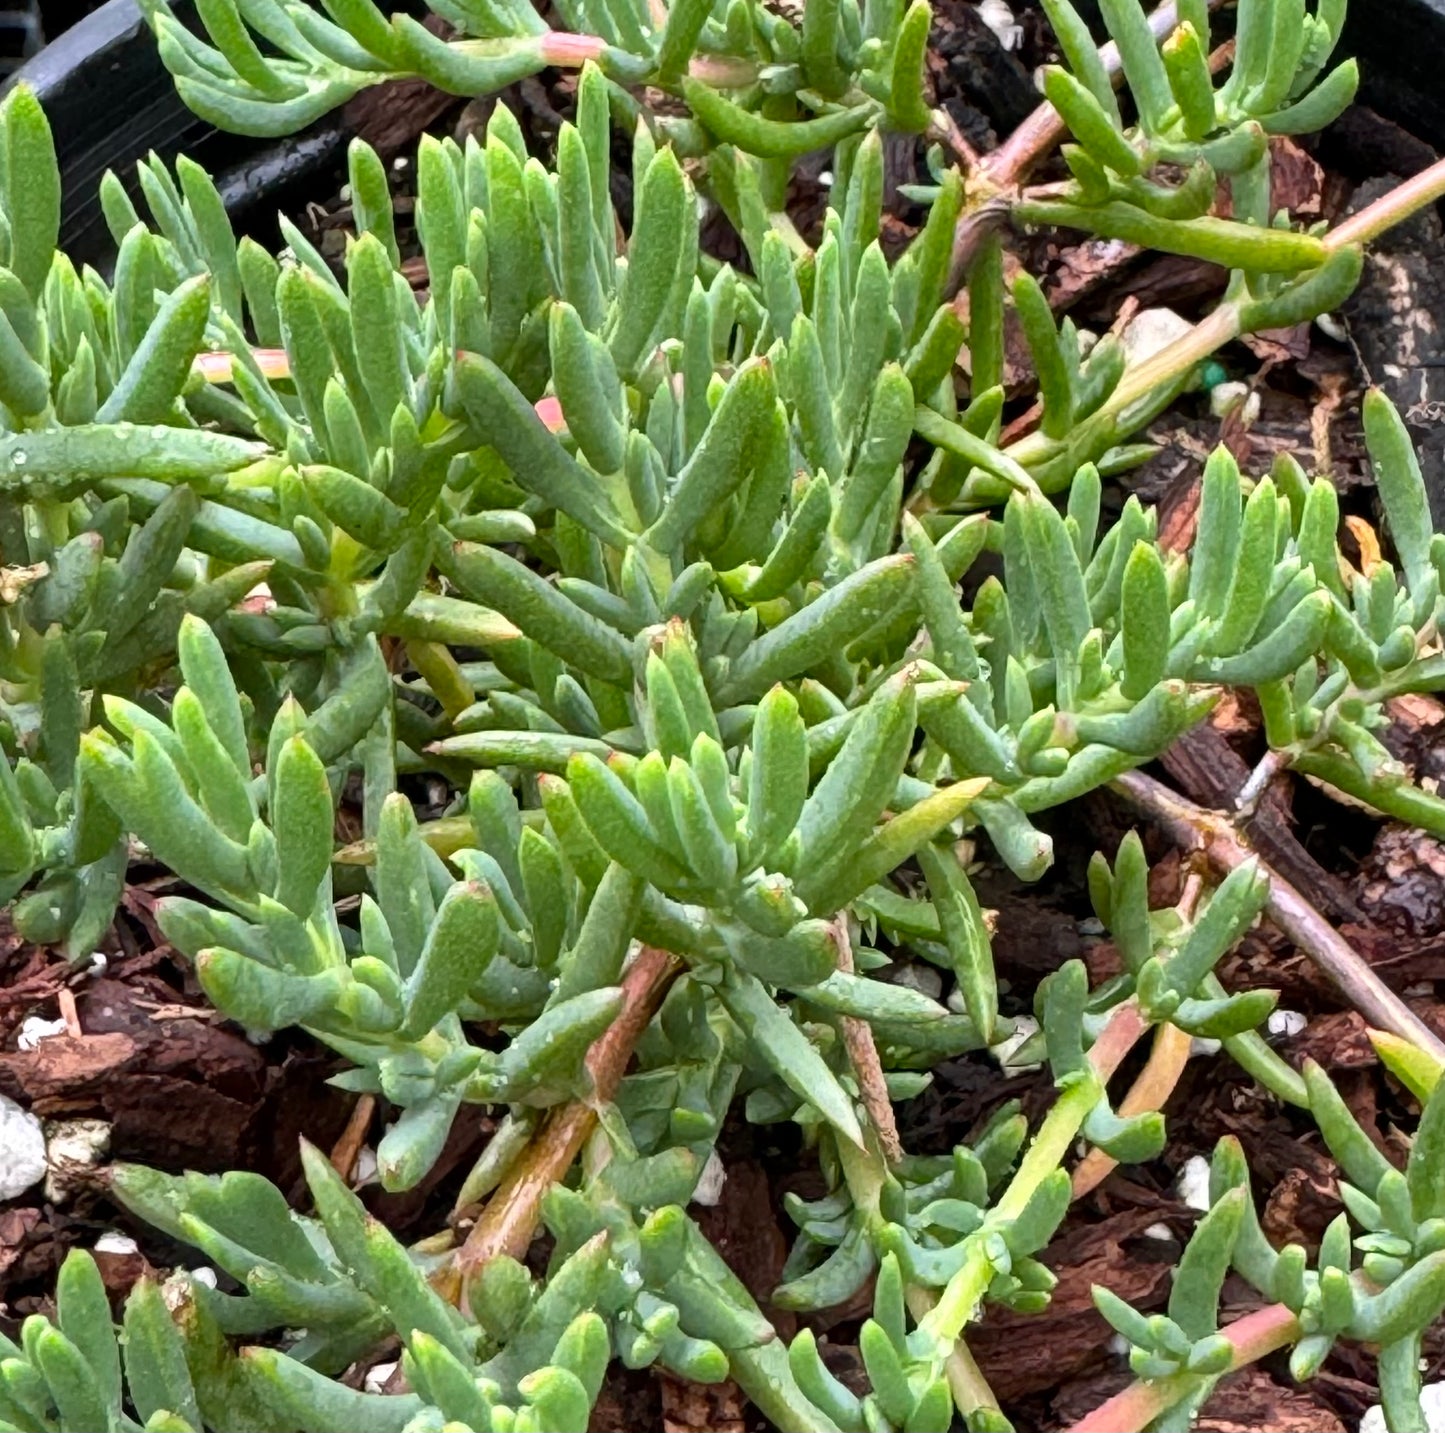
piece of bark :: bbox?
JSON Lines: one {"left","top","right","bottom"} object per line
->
{"left": 1261, "top": 1161, "right": 1344, "bottom": 1249}
{"left": 1341, "top": 173, "right": 1445, "bottom": 529}
{"left": 0, "top": 978, "right": 350, "bottom": 1177}
{"left": 659, "top": 1374, "right": 747, "bottom": 1433}
{"left": 0, "top": 1207, "right": 42, "bottom": 1280}
{"left": 1196, "top": 1366, "right": 1348, "bottom": 1433}
{"left": 1284, "top": 1010, "right": 1380, "bottom": 1071}
{"left": 693, "top": 1157, "right": 797, "bottom": 1339}
{"left": 1355, "top": 824, "right": 1445, "bottom": 936}
{"left": 1320, "top": 105, "right": 1441, "bottom": 187}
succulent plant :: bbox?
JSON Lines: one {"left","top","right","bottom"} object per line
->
{"left": 5, "top": 0, "right": 1445, "bottom": 1425}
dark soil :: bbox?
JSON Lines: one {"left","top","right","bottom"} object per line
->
{"left": 7, "top": 4, "right": 1445, "bottom": 1430}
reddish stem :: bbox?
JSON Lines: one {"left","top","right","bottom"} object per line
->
{"left": 1066, "top": 1304, "right": 1301, "bottom": 1433}
{"left": 537, "top": 31, "right": 608, "bottom": 65}
{"left": 1326, "top": 155, "right": 1445, "bottom": 251}
{"left": 1088, "top": 999, "right": 1149, "bottom": 1081}
{"left": 448, "top": 946, "right": 682, "bottom": 1297}
{"left": 978, "top": 0, "right": 1195, "bottom": 189}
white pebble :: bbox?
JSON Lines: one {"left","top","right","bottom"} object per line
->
{"left": 1314, "top": 312, "right": 1347, "bottom": 342}
{"left": 1360, "top": 1382, "right": 1445, "bottom": 1433}
{"left": 17, "top": 1016, "right": 68, "bottom": 1051}
{"left": 692, "top": 1149, "right": 727, "bottom": 1208}
{"left": 894, "top": 964, "right": 942, "bottom": 1000}
{"left": 1209, "top": 380, "right": 1261, "bottom": 428}
{"left": 1142, "top": 1222, "right": 1175, "bottom": 1242}
{"left": 1189, "top": 1036, "right": 1222, "bottom": 1058}
{"left": 364, "top": 1361, "right": 398, "bottom": 1394}
{"left": 1175, "top": 1155, "right": 1212, "bottom": 1213}
{"left": 1267, "top": 1009, "right": 1308, "bottom": 1038}
{"left": 989, "top": 1016, "right": 1042, "bottom": 1074}
{"left": 45, "top": 1118, "right": 111, "bottom": 1202}
{"left": 94, "top": 1232, "right": 140, "bottom": 1256}
{"left": 975, "top": 0, "right": 1024, "bottom": 50}
{"left": 0, "top": 1095, "right": 47, "bottom": 1200}
{"left": 1121, "top": 308, "right": 1193, "bottom": 368}
{"left": 354, "top": 1146, "right": 378, "bottom": 1186}
{"left": 190, "top": 1267, "right": 219, "bottom": 1289}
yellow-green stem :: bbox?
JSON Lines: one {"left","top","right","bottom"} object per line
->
{"left": 907, "top": 1286, "right": 1004, "bottom": 1422}
{"left": 923, "top": 999, "right": 1148, "bottom": 1344}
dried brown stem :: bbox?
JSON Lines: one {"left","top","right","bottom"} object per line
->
{"left": 329, "top": 1094, "right": 375, "bottom": 1182}
{"left": 945, "top": 8, "right": 1201, "bottom": 289}
{"left": 57, "top": 987, "right": 81, "bottom": 1038}
{"left": 448, "top": 946, "right": 683, "bottom": 1296}
{"left": 929, "top": 106, "right": 982, "bottom": 171}
{"left": 832, "top": 916, "right": 904, "bottom": 1167}
{"left": 1114, "top": 769, "right": 1445, "bottom": 1062}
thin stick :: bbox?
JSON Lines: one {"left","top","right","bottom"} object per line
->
{"left": 1235, "top": 747, "right": 1290, "bottom": 815}
{"left": 929, "top": 106, "right": 982, "bottom": 171}
{"left": 330, "top": 1094, "right": 375, "bottom": 1182}
{"left": 56, "top": 987, "right": 81, "bottom": 1038}
{"left": 945, "top": 4, "right": 1204, "bottom": 289}
{"left": 450, "top": 946, "right": 682, "bottom": 1292}
{"left": 832, "top": 916, "right": 904, "bottom": 1167}
{"left": 1114, "top": 769, "right": 1445, "bottom": 1062}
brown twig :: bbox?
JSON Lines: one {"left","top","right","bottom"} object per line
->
{"left": 831, "top": 916, "right": 904, "bottom": 1167}
{"left": 330, "top": 1095, "right": 376, "bottom": 1182}
{"left": 929, "top": 106, "right": 982, "bottom": 171}
{"left": 1113, "top": 769, "right": 1445, "bottom": 1062}
{"left": 448, "top": 946, "right": 683, "bottom": 1297}
{"left": 56, "top": 988, "right": 81, "bottom": 1038}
